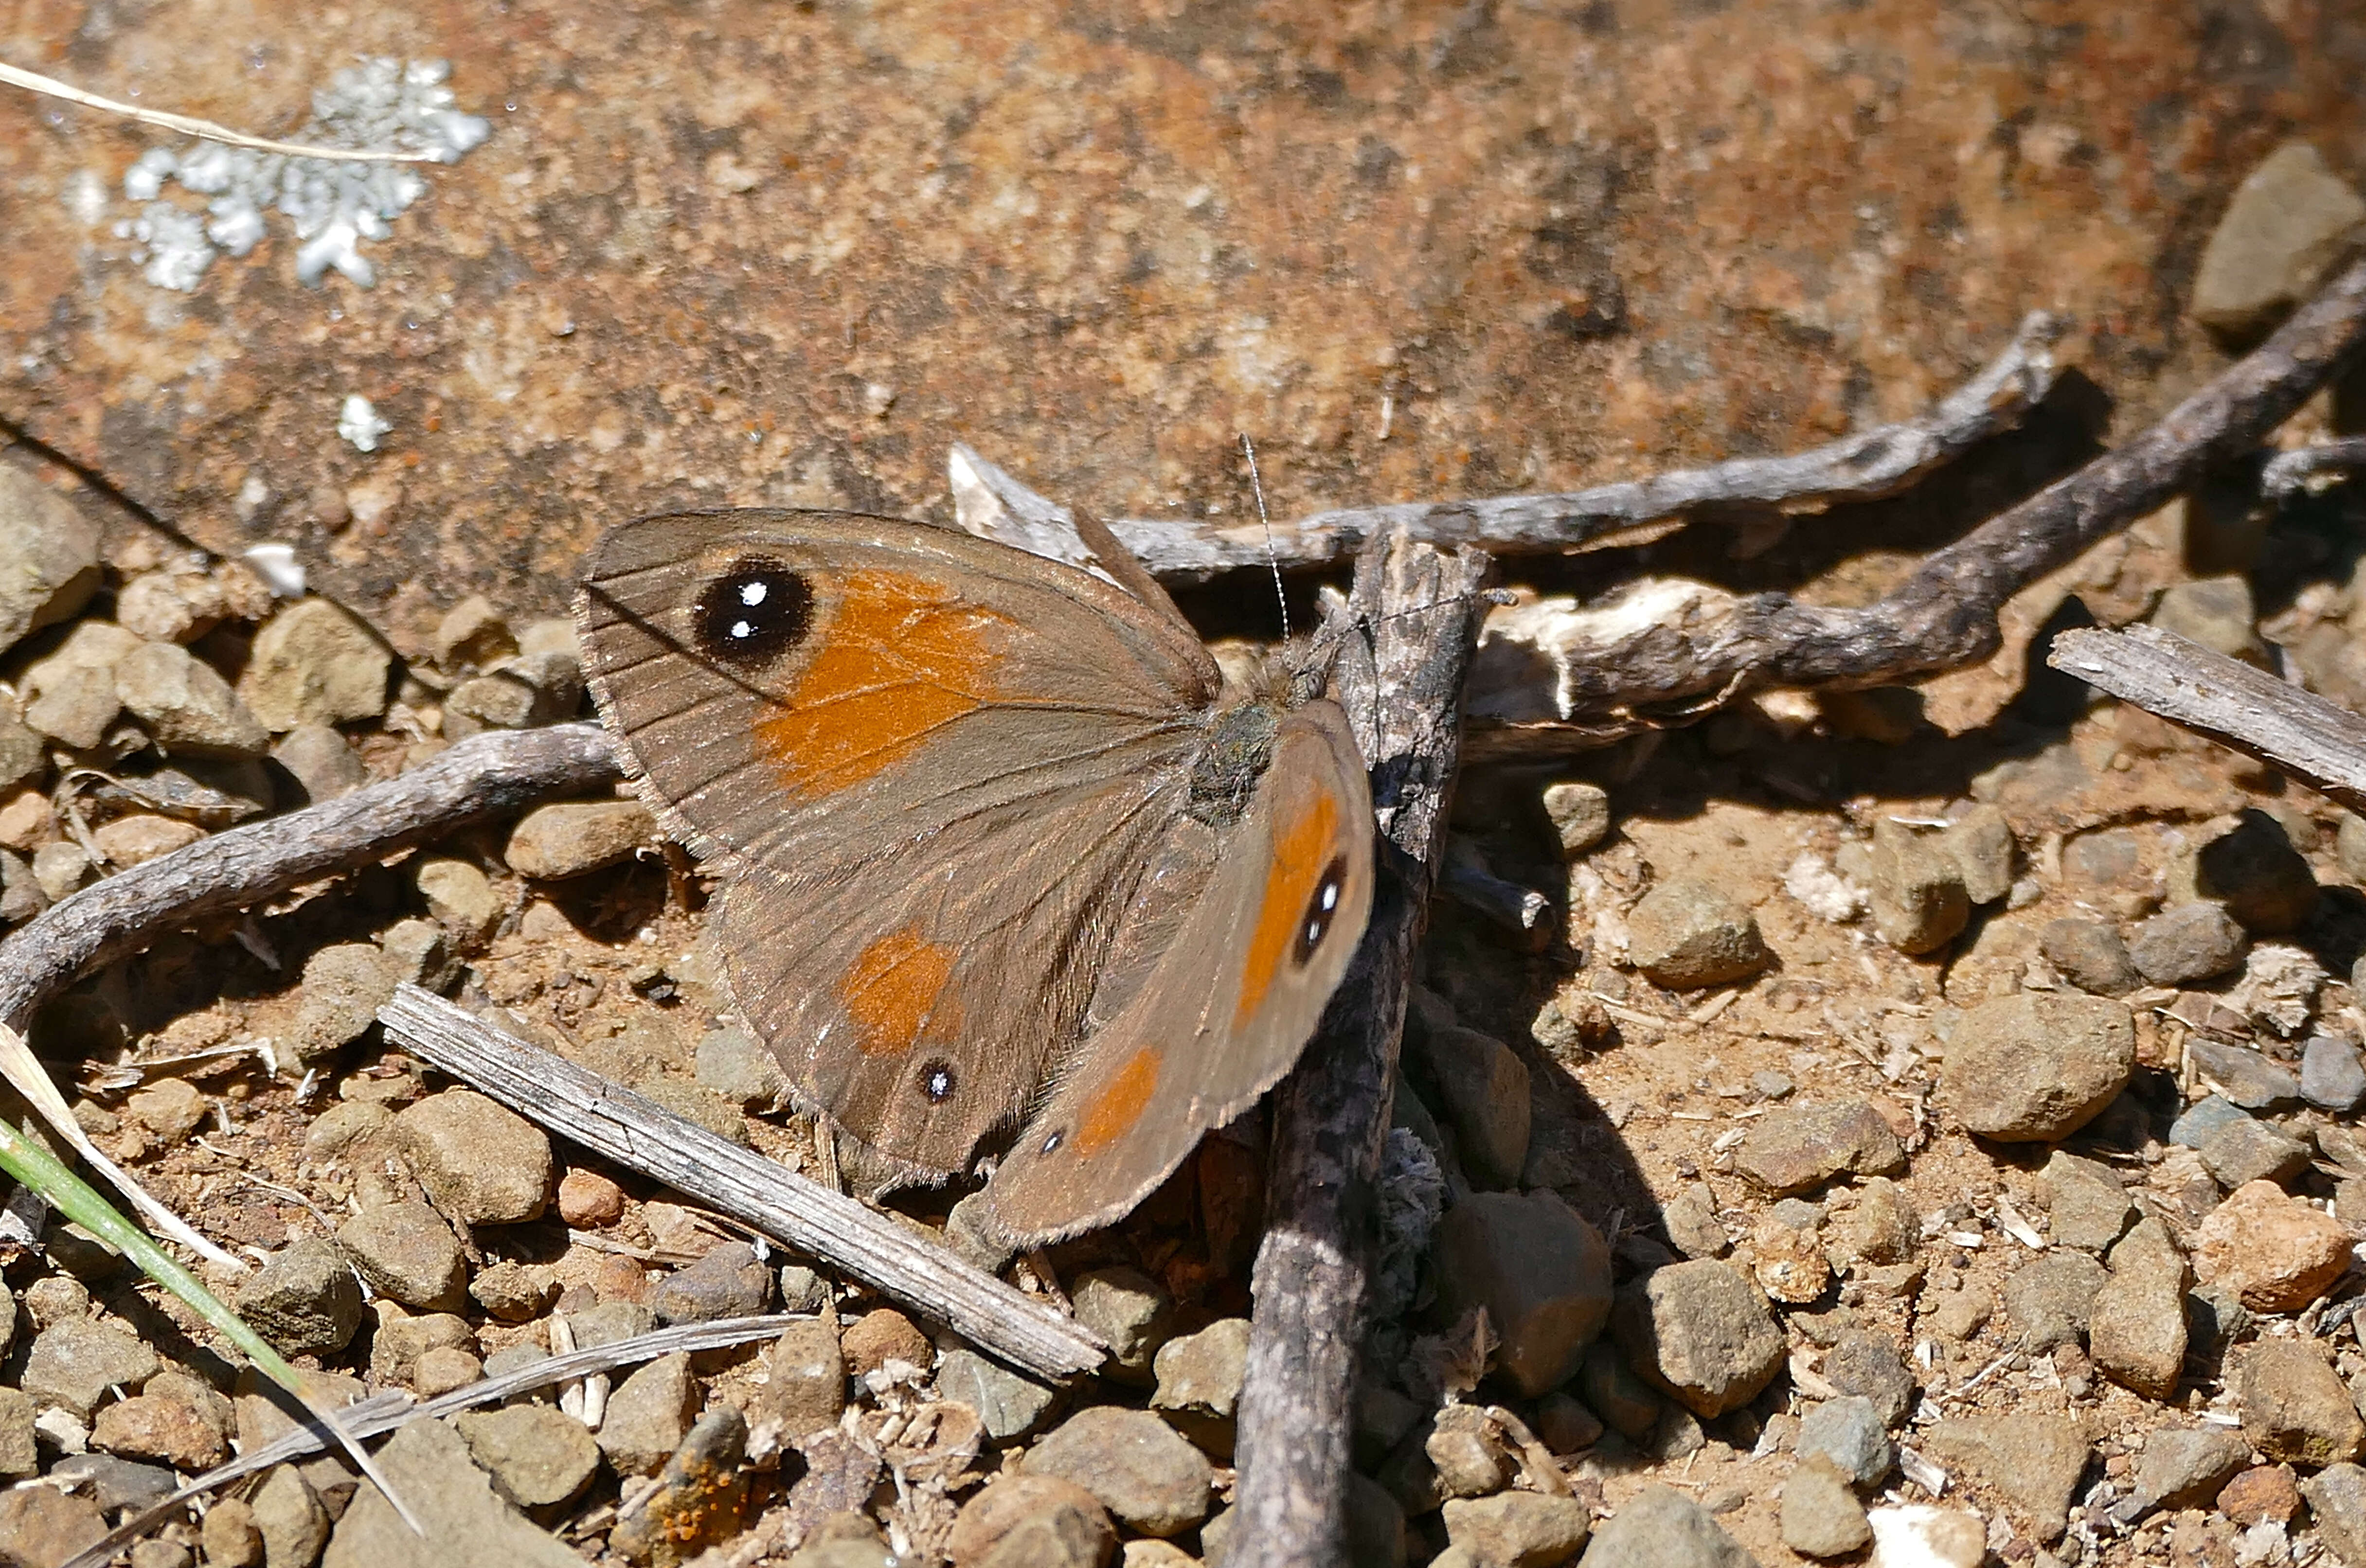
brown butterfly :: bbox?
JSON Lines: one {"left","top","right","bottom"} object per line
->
{"left": 576, "top": 506, "right": 1374, "bottom": 1246}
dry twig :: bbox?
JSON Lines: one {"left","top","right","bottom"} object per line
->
{"left": 377, "top": 985, "right": 1106, "bottom": 1380}
{"left": 0, "top": 58, "right": 448, "bottom": 162}
{"left": 1229, "top": 532, "right": 1492, "bottom": 1564}
{"left": 2047, "top": 624, "right": 2366, "bottom": 814}
{"left": 951, "top": 310, "right": 2062, "bottom": 582}
{"left": 2263, "top": 435, "right": 2366, "bottom": 499}
{"left": 0, "top": 724, "right": 618, "bottom": 1033}
{"left": 1469, "top": 253, "right": 2366, "bottom": 753}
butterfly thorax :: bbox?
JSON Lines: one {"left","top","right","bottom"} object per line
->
{"left": 1186, "top": 699, "right": 1281, "bottom": 828}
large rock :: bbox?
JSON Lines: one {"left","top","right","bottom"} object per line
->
{"left": 504, "top": 800, "right": 655, "bottom": 880}
{"left": 1440, "top": 1492, "right": 1592, "bottom": 1566}
{"left": 239, "top": 597, "right": 392, "bottom": 731}
{"left": 1624, "top": 879, "right": 1770, "bottom": 989}
{"left": 2237, "top": 1340, "right": 2364, "bottom": 1466}
{"left": 321, "top": 1414, "right": 583, "bottom": 1568}
{"left": 946, "top": 1474, "right": 1115, "bottom": 1568}
{"left": 115, "top": 641, "right": 269, "bottom": 756}
{"left": 1732, "top": 1101, "right": 1903, "bottom": 1195}
{"left": 2191, "top": 1179, "right": 2350, "bottom": 1312}
{"left": 2088, "top": 1218, "right": 2188, "bottom": 1400}
{"left": 22, "top": 621, "right": 138, "bottom": 748}
{"left": 1411, "top": 1025, "right": 1530, "bottom": 1189}
{"left": 2192, "top": 140, "right": 2366, "bottom": 339}
{"left": 1427, "top": 1190, "right": 1612, "bottom": 1397}
{"left": 1920, "top": 1414, "right": 2090, "bottom": 1544}
{"left": 1940, "top": 992, "right": 2133, "bottom": 1141}
{"left": 21, "top": 1317, "right": 161, "bottom": 1419}
{"left": 1022, "top": 1408, "right": 1212, "bottom": 1538}
{"left": 394, "top": 1088, "right": 553, "bottom": 1224}
{"left": 1577, "top": 1485, "right": 1757, "bottom": 1568}
{"left": 1613, "top": 1260, "right": 1784, "bottom": 1418}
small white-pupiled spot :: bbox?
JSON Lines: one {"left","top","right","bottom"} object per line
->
{"left": 338, "top": 394, "right": 392, "bottom": 454}
{"left": 741, "top": 581, "right": 768, "bottom": 606}
{"left": 730, "top": 620, "right": 755, "bottom": 641}
{"left": 1321, "top": 882, "right": 1340, "bottom": 912}
{"left": 1784, "top": 849, "right": 1866, "bottom": 922}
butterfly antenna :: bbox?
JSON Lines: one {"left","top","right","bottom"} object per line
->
{"left": 1240, "top": 433, "right": 1289, "bottom": 643}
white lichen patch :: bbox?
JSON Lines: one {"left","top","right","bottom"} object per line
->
{"left": 1784, "top": 849, "right": 1867, "bottom": 922}
{"left": 337, "top": 394, "right": 392, "bottom": 453}
{"left": 113, "top": 57, "right": 489, "bottom": 292}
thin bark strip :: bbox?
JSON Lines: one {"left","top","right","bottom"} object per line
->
{"left": 2264, "top": 434, "right": 2366, "bottom": 498}
{"left": 952, "top": 311, "right": 2061, "bottom": 582}
{"left": 378, "top": 985, "right": 1106, "bottom": 1380}
{"left": 2048, "top": 624, "right": 2366, "bottom": 814}
{"left": 0, "top": 724, "right": 619, "bottom": 1033}
{"left": 1229, "top": 531, "right": 1491, "bottom": 1565}
{"left": 1469, "top": 255, "right": 2366, "bottom": 750}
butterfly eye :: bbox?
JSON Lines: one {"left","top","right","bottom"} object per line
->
{"left": 694, "top": 557, "right": 812, "bottom": 666}
{"left": 919, "top": 1059, "right": 957, "bottom": 1103}
{"left": 1293, "top": 854, "right": 1350, "bottom": 965}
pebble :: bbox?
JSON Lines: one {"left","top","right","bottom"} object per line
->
{"left": 1940, "top": 992, "right": 2133, "bottom": 1141}
{"left": 2188, "top": 810, "right": 2318, "bottom": 934}
{"left": 1822, "top": 1331, "right": 1915, "bottom": 1428}
{"left": 320, "top": 1415, "right": 581, "bottom": 1568}
{"left": 2088, "top": 1217, "right": 2189, "bottom": 1400}
{"left": 1023, "top": 1408, "right": 1213, "bottom": 1538}
{"left": 23, "top": 621, "right": 138, "bottom": 747}
{"left": 841, "top": 1307, "right": 932, "bottom": 1379}
{"left": 1579, "top": 1485, "right": 1755, "bottom": 1568}
{"left": 2218, "top": 1463, "right": 2299, "bottom": 1526}
{"left": 366, "top": 1307, "right": 476, "bottom": 1386}
{"left": 0, "top": 849, "right": 42, "bottom": 924}
{"left": 2300, "top": 1464, "right": 2366, "bottom": 1568}
{"left": 1150, "top": 1318, "right": 1249, "bottom": 1458}
{"left": 2196, "top": 1115, "right": 2310, "bottom": 1188}
{"left": 1921, "top": 1414, "right": 2090, "bottom": 1544}
{"left": 239, "top": 597, "right": 391, "bottom": 733}
{"left": 270, "top": 723, "right": 368, "bottom": 805}
{"left": 2237, "top": 1340, "right": 2363, "bottom": 1465}
{"left": 503, "top": 800, "right": 654, "bottom": 879}
{"left": 0, "top": 466, "right": 101, "bottom": 656}
{"left": 1425, "top": 1404, "right": 1512, "bottom": 1499}
{"left": 652, "top": 1242, "right": 772, "bottom": 1325}
{"left": 251, "top": 1465, "right": 329, "bottom": 1568}
{"left": 1940, "top": 805, "right": 2015, "bottom": 906}
{"left": 1783, "top": 1454, "right": 1873, "bottom": 1558}
{"left": 126, "top": 1078, "right": 207, "bottom": 1142}
{"left": 596, "top": 1352, "right": 699, "bottom": 1477}
{"left": 2301, "top": 1034, "right": 2366, "bottom": 1112}
{"left": 1614, "top": 1260, "right": 1784, "bottom": 1418}
{"left": 453, "top": 1403, "right": 599, "bottom": 1512}
{"left": 609, "top": 1404, "right": 750, "bottom": 1565}
{"left": 1748, "top": 1214, "right": 1830, "bottom": 1304}
{"left": 562, "top": 1299, "right": 654, "bottom": 1351}
{"left": 2169, "top": 1093, "right": 2250, "bottom": 1148}
{"left": 1827, "top": 1177, "right": 1919, "bottom": 1269}
{"left": 304, "top": 1100, "right": 392, "bottom": 1158}
{"left": 434, "top": 596, "right": 518, "bottom": 669}
{"left": 2128, "top": 902, "right": 2249, "bottom": 985}
{"left": 2191, "top": 140, "right": 2366, "bottom": 339}
{"left": 469, "top": 1261, "right": 559, "bottom": 1322}
{"left": 1412, "top": 1024, "right": 1531, "bottom": 1188}
{"left": 1797, "top": 1394, "right": 1892, "bottom": 1487}
{"left": 946, "top": 1475, "right": 1115, "bottom": 1568}
{"left": 1733, "top": 1101, "right": 1904, "bottom": 1195}
{"left": 2131, "top": 1425, "right": 2249, "bottom": 1513}
{"left": 0, "top": 1481, "right": 106, "bottom": 1568}
{"left": 1624, "top": 879, "right": 1770, "bottom": 989}
{"left": 201, "top": 1496, "right": 263, "bottom": 1568}
{"left": 1070, "top": 1268, "right": 1175, "bottom": 1384}
{"left": 413, "top": 858, "right": 502, "bottom": 946}
{"left": 1660, "top": 1186, "right": 1729, "bottom": 1259}
{"left": 0, "top": 717, "right": 37, "bottom": 803}
{"left": 1542, "top": 782, "right": 1612, "bottom": 855}
{"left": 90, "top": 1387, "right": 229, "bottom": 1471}
{"left": 91, "top": 814, "right": 205, "bottom": 868}
{"left": 2001, "top": 1250, "right": 2109, "bottom": 1351}
{"left": 1868, "top": 818, "right": 1970, "bottom": 954}
{"left": 21, "top": 1317, "right": 161, "bottom": 1418}
{"left": 414, "top": 1346, "right": 484, "bottom": 1397}
{"left": 446, "top": 672, "right": 545, "bottom": 734}
{"left": 288, "top": 943, "right": 399, "bottom": 1066}
{"left": 2039, "top": 917, "right": 2142, "bottom": 996}
{"left": 32, "top": 840, "right": 88, "bottom": 902}
{"left": 695, "top": 1027, "right": 787, "bottom": 1108}
{"left": 556, "top": 1170, "right": 626, "bottom": 1228}
{"left": 1532, "top": 1390, "right": 1603, "bottom": 1454}
{"left": 2038, "top": 1151, "right": 2134, "bottom": 1250}
{"left": 1427, "top": 1190, "right": 1613, "bottom": 1397}
{"left": 394, "top": 1088, "right": 551, "bottom": 1225}
{"left": 752, "top": 1319, "right": 846, "bottom": 1445}
{"left": 116, "top": 641, "right": 269, "bottom": 756}
{"left": 0, "top": 1390, "right": 32, "bottom": 1479}
{"left": 2150, "top": 576, "right": 2269, "bottom": 664}
{"left": 23, "top": 1276, "right": 90, "bottom": 1330}
{"left": 337, "top": 1202, "right": 466, "bottom": 1311}
{"left": 1439, "top": 1492, "right": 1592, "bottom": 1566}
{"left": 2184, "top": 1037, "right": 2301, "bottom": 1111}
{"left": 936, "top": 1346, "right": 1053, "bottom": 1444}
{"left": 53, "top": 1451, "right": 177, "bottom": 1513}
{"left": 636, "top": 1083, "right": 748, "bottom": 1145}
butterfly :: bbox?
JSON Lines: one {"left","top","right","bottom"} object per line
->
{"left": 576, "top": 505, "right": 1375, "bottom": 1245}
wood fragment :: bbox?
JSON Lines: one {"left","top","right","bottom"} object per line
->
{"left": 952, "top": 311, "right": 2062, "bottom": 582}
{"left": 377, "top": 985, "right": 1105, "bottom": 1380}
{"left": 1467, "top": 254, "right": 2366, "bottom": 753}
{"left": 63, "top": 1313, "right": 802, "bottom": 1568}
{"left": 1229, "top": 530, "right": 1492, "bottom": 1565}
{"left": 2047, "top": 624, "right": 2366, "bottom": 814}
{"left": 2263, "top": 434, "right": 2366, "bottom": 499}
{"left": 0, "top": 724, "right": 619, "bottom": 1033}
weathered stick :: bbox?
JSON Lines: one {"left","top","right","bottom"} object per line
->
{"left": 2048, "top": 624, "right": 2366, "bottom": 814}
{"left": 377, "top": 985, "right": 1105, "bottom": 1380}
{"left": 1468, "top": 253, "right": 2366, "bottom": 752}
{"left": 63, "top": 1313, "right": 802, "bottom": 1568}
{"left": 1229, "top": 531, "right": 1492, "bottom": 1564}
{"left": 0, "top": 724, "right": 619, "bottom": 1033}
{"left": 2264, "top": 434, "right": 2366, "bottom": 499}
{"left": 952, "top": 311, "right": 2061, "bottom": 582}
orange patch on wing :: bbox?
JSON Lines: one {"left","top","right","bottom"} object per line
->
{"left": 840, "top": 928, "right": 958, "bottom": 1058}
{"left": 1231, "top": 786, "right": 1342, "bottom": 1029}
{"left": 1075, "top": 1047, "right": 1161, "bottom": 1156}
{"left": 756, "top": 570, "right": 1012, "bottom": 796}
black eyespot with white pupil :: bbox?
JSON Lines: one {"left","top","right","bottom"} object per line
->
{"left": 1292, "top": 855, "right": 1350, "bottom": 964}
{"left": 692, "top": 558, "right": 812, "bottom": 667}
{"left": 1041, "top": 1129, "right": 1065, "bottom": 1155}
{"left": 919, "top": 1059, "right": 957, "bottom": 1104}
